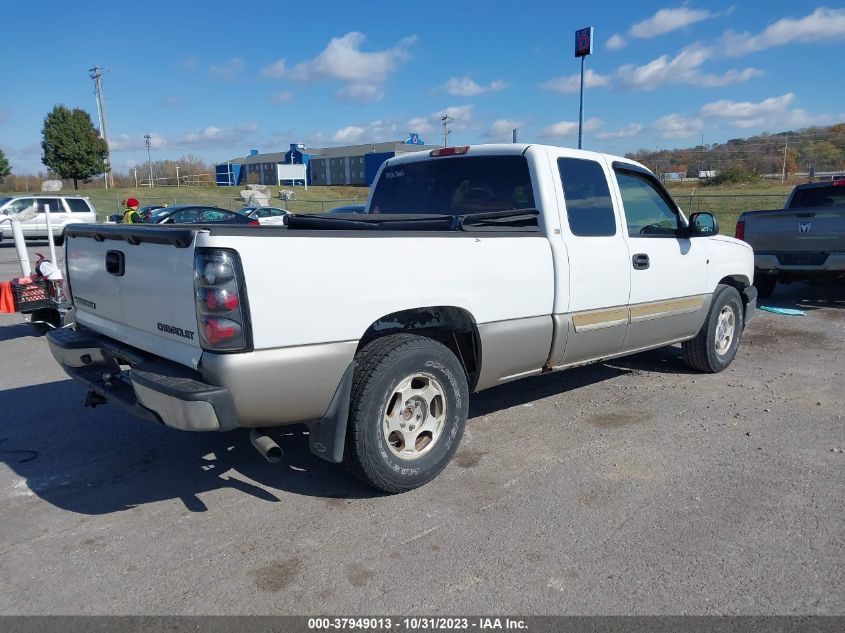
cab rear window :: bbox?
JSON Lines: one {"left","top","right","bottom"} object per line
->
{"left": 370, "top": 155, "right": 535, "bottom": 215}
{"left": 789, "top": 185, "right": 845, "bottom": 209}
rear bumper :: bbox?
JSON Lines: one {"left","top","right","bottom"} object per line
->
{"left": 46, "top": 327, "right": 237, "bottom": 432}
{"left": 755, "top": 252, "right": 845, "bottom": 273}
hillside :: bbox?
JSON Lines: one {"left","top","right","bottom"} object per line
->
{"left": 627, "top": 123, "right": 845, "bottom": 179}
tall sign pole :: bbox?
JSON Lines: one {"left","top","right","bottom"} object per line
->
{"left": 574, "top": 27, "right": 594, "bottom": 150}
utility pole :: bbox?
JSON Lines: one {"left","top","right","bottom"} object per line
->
{"left": 698, "top": 133, "right": 704, "bottom": 180}
{"left": 440, "top": 115, "right": 453, "bottom": 147}
{"left": 781, "top": 133, "right": 789, "bottom": 184}
{"left": 144, "top": 134, "right": 154, "bottom": 187}
{"left": 89, "top": 66, "right": 113, "bottom": 189}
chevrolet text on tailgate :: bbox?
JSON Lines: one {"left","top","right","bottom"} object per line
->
{"left": 48, "top": 144, "right": 756, "bottom": 493}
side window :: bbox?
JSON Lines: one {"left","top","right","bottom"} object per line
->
{"left": 203, "top": 208, "right": 230, "bottom": 222}
{"left": 36, "top": 198, "right": 62, "bottom": 213}
{"left": 8, "top": 198, "right": 35, "bottom": 213}
{"left": 66, "top": 198, "right": 92, "bottom": 213}
{"left": 615, "top": 171, "right": 680, "bottom": 237}
{"left": 558, "top": 158, "right": 616, "bottom": 236}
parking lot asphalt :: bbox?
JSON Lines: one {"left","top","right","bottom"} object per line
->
{"left": 0, "top": 241, "right": 843, "bottom": 615}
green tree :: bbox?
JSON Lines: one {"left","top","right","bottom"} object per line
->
{"left": 0, "top": 148, "right": 10, "bottom": 183}
{"left": 41, "top": 105, "right": 109, "bottom": 189}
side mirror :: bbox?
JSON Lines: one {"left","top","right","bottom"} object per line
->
{"left": 688, "top": 212, "right": 719, "bottom": 237}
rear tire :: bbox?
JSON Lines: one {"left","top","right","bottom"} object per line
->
{"left": 343, "top": 334, "right": 469, "bottom": 493}
{"left": 755, "top": 273, "right": 776, "bottom": 299}
{"left": 682, "top": 284, "right": 744, "bottom": 373}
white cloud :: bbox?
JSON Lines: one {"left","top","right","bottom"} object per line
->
{"left": 261, "top": 59, "right": 287, "bottom": 78}
{"left": 607, "top": 33, "right": 627, "bottom": 50}
{"left": 332, "top": 126, "right": 366, "bottom": 143}
{"left": 539, "top": 69, "right": 612, "bottom": 93}
{"left": 407, "top": 116, "right": 435, "bottom": 136}
{"left": 433, "top": 104, "right": 475, "bottom": 126}
{"left": 437, "top": 76, "right": 509, "bottom": 96}
{"left": 653, "top": 113, "right": 703, "bottom": 139}
{"left": 488, "top": 119, "right": 528, "bottom": 141}
{"left": 629, "top": 7, "right": 716, "bottom": 39}
{"left": 721, "top": 8, "right": 845, "bottom": 56}
{"left": 696, "top": 92, "right": 826, "bottom": 129}
{"left": 541, "top": 117, "right": 603, "bottom": 139}
{"left": 596, "top": 123, "right": 643, "bottom": 139}
{"left": 618, "top": 44, "right": 760, "bottom": 90}
{"left": 336, "top": 84, "right": 383, "bottom": 103}
{"left": 287, "top": 32, "right": 416, "bottom": 83}
{"left": 268, "top": 91, "right": 295, "bottom": 105}
{"left": 209, "top": 57, "right": 244, "bottom": 81}
{"left": 110, "top": 123, "right": 260, "bottom": 153}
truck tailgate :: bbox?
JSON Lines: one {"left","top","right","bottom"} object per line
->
{"left": 743, "top": 207, "right": 845, "bottom": 252}
{"left": 65, "top": 226, "right": 202, "bottom": 368}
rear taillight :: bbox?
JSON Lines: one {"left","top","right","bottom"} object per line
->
{"left": 735, "top": 220, "right": 745, "bottom": 241}
{"left": 832, "top": 178, "right": 845, "bottom": 187}
{"left": 194, "top": 249, "right": 250, "bottom": 352}
{"left": 248, "top": 220, "right": 260, "bottom": 225}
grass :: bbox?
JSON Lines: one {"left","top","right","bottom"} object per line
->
{"left": 5, "top": 179, "right": 794, "bottom": 233}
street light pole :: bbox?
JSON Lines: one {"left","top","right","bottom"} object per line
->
{"left": 578, "top": 55, "right": 585, "bottom": 150}
{"left": 574, "top": 27, "right": 593, "bottom": 151}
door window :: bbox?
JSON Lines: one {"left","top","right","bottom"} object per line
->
{"left": 66, "top": 198, "right": 92, "bottom": 213}
{"left": 558, "top": 158, "right": 616, "bottom": 236}
{"left": 615, "top": 171, "right": 680, "bottom": 237}
{"left": 36, "top": 198, "right": 63, "bottom": 213}
{"left": 6, "top": 198, "right": 35, "bottom": 213}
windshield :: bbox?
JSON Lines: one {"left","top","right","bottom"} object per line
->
{"left": 369, "top": 155, "right": 535, "bottom": 215}
{"left": 150, "top": 207, "right": 174, "bottom": 221}
{"left": 0, "top": 197, "right": 12, "bottom": 208}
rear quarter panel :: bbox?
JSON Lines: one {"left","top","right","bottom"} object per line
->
{"left": 196, "top": 232, "right": 555, "bottom": 349}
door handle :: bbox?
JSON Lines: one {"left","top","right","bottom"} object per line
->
{"left": 632, "top": 253, "right": 650, "bottom": 270}
{"left": 105, "top": 250, "right": 125, "bottom": 276}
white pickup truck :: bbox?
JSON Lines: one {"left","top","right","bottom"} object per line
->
{"left": 47, "top": 144, "right": 756, "bottom": 492}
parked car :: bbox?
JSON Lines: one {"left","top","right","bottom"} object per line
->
{"left": 736, "top": 178, "right": 845, "bottom": 297}
{"left": 236, "top": 206, "right": 289, "bottom": 225}
{"left": 147, "top": 205, "right": 259, "bottom": 225}
{"left": 48, "top": 143, "right": 755, "bottom": 493}
{"left": 329, "top": 204, "right": 366, "bottom": 214}
{"left": 0, "top": 195, "right": 96, "bottom": 245}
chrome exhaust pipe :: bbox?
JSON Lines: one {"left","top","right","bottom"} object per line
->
{"left": 250, "top": 428, "right": 282, "bottom": 463}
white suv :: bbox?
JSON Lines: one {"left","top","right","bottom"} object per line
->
{"left": 0, "top": 195, "right": 97, "bottom": 245}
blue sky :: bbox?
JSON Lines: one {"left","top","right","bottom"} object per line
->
{"left": 1, "top": 1, "right": 844, "bottom": 174}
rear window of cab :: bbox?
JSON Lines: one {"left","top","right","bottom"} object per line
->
{"left": 370, "top": 156, "right": 535, "bottom": 215}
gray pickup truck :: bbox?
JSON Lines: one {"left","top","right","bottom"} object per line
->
{"left": 737, "top": 178, "right": 845, "bottom": 297}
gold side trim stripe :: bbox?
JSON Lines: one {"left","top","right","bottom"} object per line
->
{"left": 629, "top": 296, "right": 704, "bottom": 322}
{"left": 572, "top": 307, "right": 629, "bottom": 332}
{"left": 572, "top": 295, "right": 707, "bottom": 332}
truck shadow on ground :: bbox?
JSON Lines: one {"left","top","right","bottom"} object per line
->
{"left": 0, "top": 323, "right": 42, "bottom": 342}
{"left": 760, "top": 281, "right": 845, "bottom": 313}
{"left": 1, "top": 358, "right": 645, "bottom": 515}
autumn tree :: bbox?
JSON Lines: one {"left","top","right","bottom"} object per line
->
{"left": 41, "top": 105, "right": 109, "bottom": 189}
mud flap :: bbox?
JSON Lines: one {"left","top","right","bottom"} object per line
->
{"left": 306, "top": 362, "right": 355, "bottom": 463}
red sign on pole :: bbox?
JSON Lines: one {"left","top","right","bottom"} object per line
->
{"left": 575, "top": 27, "right": 593, "bottom": 57}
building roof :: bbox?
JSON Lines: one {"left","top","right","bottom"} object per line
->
{"left": 223, "top": 140, "right": 441, "bottom": 165}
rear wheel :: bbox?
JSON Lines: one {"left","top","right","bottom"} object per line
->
{"left": 343, "top": 334, "right": 468, "bottom": 493}
{"left": 682, "top": 285, "right": 744, "bottom": 373}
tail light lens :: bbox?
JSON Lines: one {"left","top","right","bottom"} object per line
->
{"left": 735, "top": 220, "right": 745, "bottom": 241}
{"left": 194, "top": 249, "right": 250, "bottom": 352}
{"left": 248, "top": 220, "right": 260, "bottom": 225}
